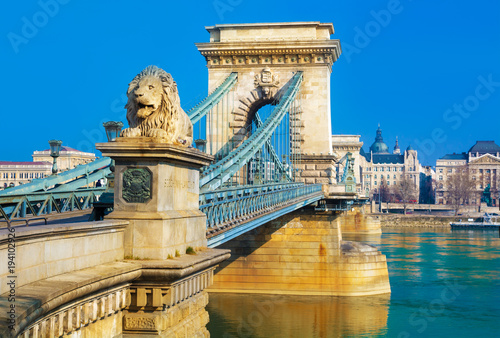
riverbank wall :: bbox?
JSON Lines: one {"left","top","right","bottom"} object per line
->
{"left": 375, "top": 214, "right": 463, "bottom": 228}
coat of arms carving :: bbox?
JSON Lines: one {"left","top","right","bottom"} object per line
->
{"left": 254, "top": 67, "right": 280, "bottom": 98}
{"left": 122, "top": 168, "right": 152, "bottom": 203}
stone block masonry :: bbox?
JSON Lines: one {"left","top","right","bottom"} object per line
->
{"left": 209, "top": 208, "right": 390, "bottom": 296}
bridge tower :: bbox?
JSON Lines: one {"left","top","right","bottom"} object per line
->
{"left": 196, "top": 22, "right": 341, "bottom": 183}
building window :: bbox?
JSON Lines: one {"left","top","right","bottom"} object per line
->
{"left": 399, "top": 168, "right": 403, "bottom": 171}
{"left": 381, "top": 167, "right": 384, "bottom": 172}
{"left": 387, "top": 182, "right": 390, "bottom": 186}
{"left": 366, "top": 174, "right": 370, "bottom": 179}
{"left": 374, "top": 175, "right": 377, "bottom": 179}
{"left": 393, "top": 175, "right": 396, "bottom": 179}
{"left": 447, "top": 169, "right": 452, "bottom": 173}
{"left": 479, "top": 184, "right": 483, "bottom": 189}
{"left": 439, "top": 176, "right": 443, "bottom": 180}
{"left": 387, "top": 175, "right": 390, "bottom": 179}
{"left": 374, "top": 167, "right": 377, "bottom": 172}
{"left": 486, "top": 169, "right": 490, "bottom": 173}
{"left": 374, "top": 181, "right": 377, "bottom": 185}
{"left": 479, "top": 169, "right": 483, "bottom": 173}
{"left": 472, "top": 176, "right": 476, "bottom": 180}
{"left": 439, "top": 169, "right": 443, "bottom": 173}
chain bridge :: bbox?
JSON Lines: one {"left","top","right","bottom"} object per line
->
{"left": 0, "top": 22, "right": 389, "bottom": 337}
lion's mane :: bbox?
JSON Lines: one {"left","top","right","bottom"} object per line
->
{"left": 123, "top": 65, "right": 192, "bottom": 145}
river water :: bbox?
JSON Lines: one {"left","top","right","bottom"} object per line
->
{"left": 206, "top": 228, "right": 500, "bottom": 337}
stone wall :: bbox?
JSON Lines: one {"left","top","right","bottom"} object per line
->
{"left": 124, "top": 291, "right": 210, "bottom": 338}
{"left": 378, "top": 214, "right": 463, "bottom": 228}
{"left": 297, "top": 154, "right": 336, "bottom": 185}
{"left": 0, "top": 220, "right": 127, "bottom": 295}
{"left": 340, "top": 209, "right": 381, "bottom": 234}
{"left": 209, "top": 209, "right": 390, "bottom": 296}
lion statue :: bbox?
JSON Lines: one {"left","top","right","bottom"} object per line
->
{"left": 120, "top": 65, "right": 193, "bottom": 146}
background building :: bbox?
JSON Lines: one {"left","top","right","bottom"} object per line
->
{"left": 32, "top": 146, "right": 96, "bottom": 172}
{"left": 0, "top": 161, "right": 52, "bottom": 189}
{"left": 435, "top": 141, "right": 500, "bottom": 206}
{"left": 358, "top": 126, "right": 425, "bottom": 200}
{"left": 1, "top": 146, "right": 96, "bottom": 190}
{"left": 332, "top": 126, "right": 434, "bottom": 201}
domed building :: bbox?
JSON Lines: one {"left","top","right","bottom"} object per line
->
{"left": 358, "top": 125, "right": 426, "bottom": 200}
{"left": 369, "top": 125, "right": 389, "bottom": 154}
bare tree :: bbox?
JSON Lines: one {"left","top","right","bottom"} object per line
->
{"left": 394, "top": 174, "right": 417, "bottom": 215}
{"left": 446, "top": 166, "right": 475, "bottom": 215}
{"left": 379, "top": 176, "right": 391, "bottom": 211}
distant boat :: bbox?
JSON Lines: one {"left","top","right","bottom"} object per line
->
{"left": 450, "top": 213, "right": 500, "bottom": 229}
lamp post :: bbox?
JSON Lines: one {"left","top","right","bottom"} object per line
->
{"left": 48, "top": 140, "right": 62, "bottom": 175}
{"left": 103, "top": 121, "right": 123, "bottom": 173}
{"left": 91, "top": 122, "right": 123, "bottom": 221}
{"left": 194, "top": 139, "right": 207, "bottom": 153}
{"left": 103, "top": 121, "right": 124, "bottom": 142}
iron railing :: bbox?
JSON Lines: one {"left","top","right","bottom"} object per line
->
{"left": 200, "top": 182, "right": 322, "bottom": 231}
{"left": 0, "top": 188, "right": 105, "bottom": 227}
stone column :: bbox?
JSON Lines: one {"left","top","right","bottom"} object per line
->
{"left": 96, "top": 138, "right": 230, "bottom": 336}
{"left": 97, "top": 138, "right": 213, "bottom": 260}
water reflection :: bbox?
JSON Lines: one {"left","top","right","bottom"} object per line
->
{"left": 207, "top": 228, "right": 500, "bottom": 337}
{"left": 207, "top": 293, "right": 390, "bottom": 338}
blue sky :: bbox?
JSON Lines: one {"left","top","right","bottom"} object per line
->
{"left": 1, "top": 0, "right": 499, "bottom": 166}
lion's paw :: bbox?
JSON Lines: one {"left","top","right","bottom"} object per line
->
{"left": 146, "top": 129, "right": 168, "bottom": 139}
{"left": 120, "top": 128, "right": 142, "bottom": 138}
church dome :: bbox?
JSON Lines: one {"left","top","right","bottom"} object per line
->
{"left": 369, "top": 125, "right": 389, "bottom": 154}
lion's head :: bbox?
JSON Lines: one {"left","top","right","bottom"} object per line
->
{"left": 121, "top": 65, "right": 192, "bottom": 146}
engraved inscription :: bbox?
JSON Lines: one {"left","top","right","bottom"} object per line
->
{"left": 124, "top": 316, "right": 156, "bottom": 330}
{"left": 122, "top": 168, "right": 152, "bottom": 203}
{"left": 163, "top": 178, "right": 195, "bottom": 190}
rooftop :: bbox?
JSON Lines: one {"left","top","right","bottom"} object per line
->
{"left": 34, "top": 146, "right": 95, "bottom": 156}
{"left": 468, "top": 141, "right": 500, "bottom": 154}
{"left": 439, "top": 153, "right": 468, "bottom": 160}
{"left": 0, "top": 161, "right": 50, "bottom": 166}
{"left": 372, "top": 154, "right": 405, "bottom": 164}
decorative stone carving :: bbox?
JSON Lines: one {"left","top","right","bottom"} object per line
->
{"left": 124, "top": 316, "right": 157, "bottom": 330}
{"left": 470, "top": 154, "right": 500, "bottom": 164}
{"left": 120, "top": 65, "right": 193, "bottom": 146}
{"left": 254, "top": 67, "right": 280, "bottom": 98}
{"left": 122, "top": 168, "right": 152, "bottom": 203}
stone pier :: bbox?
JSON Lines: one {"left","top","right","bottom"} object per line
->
{"left": 209, "top": 207, "right": 390, "bottom": 296}
{"left": 96, "top": 138, "right": 230, "bottom": 336}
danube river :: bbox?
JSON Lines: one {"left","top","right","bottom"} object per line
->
{"left": 206, "top": 228, "right": 500, "bottom": 337}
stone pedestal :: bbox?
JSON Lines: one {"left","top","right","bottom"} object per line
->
{"left": 96, "top": 138, "right": 231, "bottom": 336}
{"left": 97, "top": 138, "right": 214, "bottom": 260}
